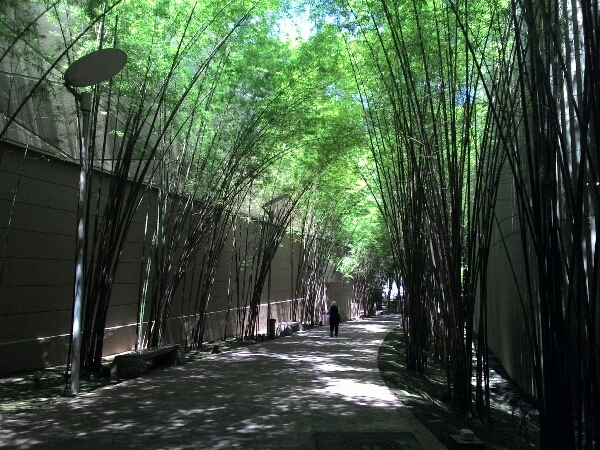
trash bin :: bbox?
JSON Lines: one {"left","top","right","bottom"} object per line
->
{"left": 267, "top": 318, "right": 276, "bottom": 339}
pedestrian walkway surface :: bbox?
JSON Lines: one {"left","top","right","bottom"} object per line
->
{"left": 0, "top": 314, "right": 446, "bottom": 449}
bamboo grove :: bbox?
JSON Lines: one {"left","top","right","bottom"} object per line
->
{"left": 1, "top": 0, "right": 598, "bottom": 447}
{"left": 342, "top": 0, "right": 597, "bottom": 445}
{"left": 0, "top": 0, "right": 360, "bottom": 368}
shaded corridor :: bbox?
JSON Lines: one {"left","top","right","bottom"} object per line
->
{"left": 0, "top": 315, "right": 445, "bottom": 449}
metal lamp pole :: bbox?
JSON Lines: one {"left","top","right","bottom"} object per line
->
{"left": 64, "top": 48, "right": 127, "bottom": 394}
{"left": 69, "top": 90, "right": 91, "bottom": 394}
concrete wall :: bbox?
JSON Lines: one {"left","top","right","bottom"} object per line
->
{"left": 0, "top": 145, "right": 79, "bottom": 374}
{"left": 481, "top": 166, "right": 536, "bottom": 396}
{"left": 0, "top": 143, "right": 354, "bottom": 375}
{"left": 327, "top": 271, "right": 356, "bottom": 320}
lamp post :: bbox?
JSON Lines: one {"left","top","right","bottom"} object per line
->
{"left": 64, "top": 48, "right": 127, "bottom": 395}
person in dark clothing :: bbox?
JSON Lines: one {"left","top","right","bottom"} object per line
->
{"left": 329, "top": 301, "right": 340, "bottom": 337}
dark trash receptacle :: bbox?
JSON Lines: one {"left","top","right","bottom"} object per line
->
{"left": 268, "top": 318, "right": 276, "bottom": 339}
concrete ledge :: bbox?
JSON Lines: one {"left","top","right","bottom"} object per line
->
{"left": 316, "top": 431, "right": 424, "bottom": 449}
{"left": 278, "top": 321, "right": 303, "bottom": 332}
{"left": 450, "top": 434, "right": 485, "bottom": 449}
{"left": 112, "top": 344, "right": 180, "bottom": 379}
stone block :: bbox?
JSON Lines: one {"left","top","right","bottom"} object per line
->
{"left": 280, "top": 325, "right": 293, "bottom": 336}
{"left": 450, "top": 434, "right": 485, "bottom": 449}
{"left": 113, "top": 354, "right": 148, "bottom": 379}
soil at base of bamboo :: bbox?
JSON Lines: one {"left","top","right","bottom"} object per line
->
{"left": 377, "top": 323, "right": 540, "bottom": 450}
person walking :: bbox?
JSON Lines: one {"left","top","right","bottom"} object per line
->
{"left": 329, "top": 301, "right": 340, "bottom": 337}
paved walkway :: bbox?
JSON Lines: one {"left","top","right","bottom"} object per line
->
{"left": 0, "top": 314, "right": 446, "bottom": 449}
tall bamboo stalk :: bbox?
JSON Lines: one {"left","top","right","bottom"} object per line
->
{"left": 456, "top": 0, "right": 599, "bottom": 442}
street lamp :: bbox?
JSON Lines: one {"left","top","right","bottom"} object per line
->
{"left": 64, "top": 48, "right": 127, "bottom": 395}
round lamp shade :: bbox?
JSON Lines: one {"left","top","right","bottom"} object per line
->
{"left": 65, "top": 48, "right": 127, "bottom": 87}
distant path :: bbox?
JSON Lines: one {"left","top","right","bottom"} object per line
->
{"left": 0, "top": 314, "right": 445, "bottom": 449}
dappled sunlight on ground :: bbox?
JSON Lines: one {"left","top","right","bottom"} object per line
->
{"left": 343, "top": 323, "right": 393, "bottom": 334}
{"left": 0, "top": 315, "right": 446, "bottom": 450}
{"left": 312, "top": 362, "right": 371, "bottom": 373}
{"left": 313, "top": 377, "right": 400, "bottom": 408}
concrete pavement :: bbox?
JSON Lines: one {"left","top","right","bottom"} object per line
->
{"left": 0, "top": 314, "right": 446, "bottom": 449}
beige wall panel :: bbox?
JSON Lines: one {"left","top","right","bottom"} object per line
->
{"left": 271, "top": 299, "right": 294, "bottom": 323}
{"left": 190, "top": 309, "right": 225, "bottom": 343}
{"left": 0, "top": 201, "right": 75, "bottom": 236}
{"left": 0, "top": 144, "right": 342, "bottom": 375}
{"left": 205, "top": 279, "right": 230, "bottom": 301}
{"left": 0, "top": 159, "right": 74, "bottom": 197}
{"left": 162, "top": 316, "right": 186, "bottom": 345}
{"left": 102, "top": 324, "right": 137, "bottom": 355}
{"left": 0, "top": 284, "right": 72, "bottom": 315}
{"left": 207, "top": 293, "right": 231, "bottom": 313}
{"left": 0, "top": 335, "right": 70, "bottom": 374}
{"left": 327, "top": 278, "right": 355, "bottom": 319}
{"left": 2, "top": 147, "right": 77, "bottom": 184}
{"left": 112, "top": 261, "right": 144, "bottom": 285}
{"left": 124, "top": 222, "right": 153, "bottom": 245}
{"left": 111, "top": 241, "right": 145, "bottom": 264}
{"left": 484, "top": 171, "right": 536, "bottom": 396}
{"left": 1, "top": 258, "right": 73, "bottom": 286}
{"left": 266, "top": 273, "right": 294, "bottom": 300}
{"left": 0, "top": 229, "right": 74, "bottom": 260}
{"left": 3, "top": 173, "right": 76, "bottom": 211}
{"left": 107, "top": 282, "right": 142, "bottom": 307}
{"left": 104, "top": 303, "right": 138, "bottom": 329}
{"left": 0, "top": 309, "right": 71, "bottom": 341}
